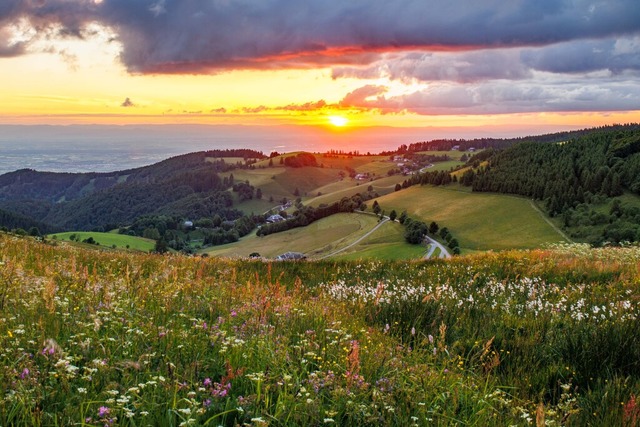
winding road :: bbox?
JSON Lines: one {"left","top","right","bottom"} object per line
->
{"left": 314, "top": 211, "right": 450, "bottom": 260}
{"left": 424, "top": 235, "right": 451, "bottom": 259}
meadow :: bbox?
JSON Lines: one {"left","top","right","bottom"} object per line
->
{"left": 203, "top": 213, "right": 385, "bottom": 259}
{"left": 1, "top": 233, "right": 638, "bottom": 426}
{"left": 48, "top": 232, "right": 155, "bottom": 252}
{"left": 375, "top": 186, "right": 567, "bottom": 252}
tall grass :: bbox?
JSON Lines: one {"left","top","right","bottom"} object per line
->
{"left": 1, "top": 234, "right": 638, "bottom": 425}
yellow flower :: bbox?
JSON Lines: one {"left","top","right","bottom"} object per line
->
{"left": 7, "top": 331, "right": 12, "bottom": 338}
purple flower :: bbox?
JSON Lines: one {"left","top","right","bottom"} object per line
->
{"left": 204, "top": 377, "right": 212, "bottom": 387}
{"left": 230, "top": 310, "right": 237, "bottom": 317}
{"left": 20, "top": 368, "right": 30, "bottom": 379}
{"left": 98, "top": 406, "right": 110, "bottom": 418}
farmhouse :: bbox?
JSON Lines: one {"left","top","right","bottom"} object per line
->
{"left": 266, "top": 214, "right": 285, "bottom": 223}
{"left": 275, "top": 251, "right": 307, "bottom": 261}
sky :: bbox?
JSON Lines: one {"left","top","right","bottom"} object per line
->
{"left": 1, "top": 0, "right": 640, "bottom": 139}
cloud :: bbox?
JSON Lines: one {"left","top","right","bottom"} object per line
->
{"left": 521, "top": 37, "right": 640, "bottom": 74}
{"left": 339, "top": 79, "right": 640, "bottom": 115}
{"left": 1, "top": 0, "right": 639, "bottom": 73}
{"left": 121, "top": 97, "right": 134, "bottom": 107}
{"left": 278, "top": 100, "right": 328, "bottom": 112}
{"left": 333, "top": 36, "right": 640, "bottom": 84}
{"left": 333, "top": 50, "right": 533, "bottom": 83}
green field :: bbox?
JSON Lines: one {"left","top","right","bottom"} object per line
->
{"left": 203, "top": 213, "right": 382, "bottom": 259}
{"left": 335, "top": 220, "right": 426, "bottom": 260}
{"left": 427, "top": 159, "right": 465, "bottom": 172}
{"left": 237, "top": 155, "right": 398, "bottom": 202}
{"left": 305, "top": 176, "right": 405, "bottom": 207}
{"left": 49, "top": 231, "right": 155, "bottom": 251}
{"left": 374, "top": 185, "right": 568, "bottom": 251}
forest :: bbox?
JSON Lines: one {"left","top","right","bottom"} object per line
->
{"left": 465, "top": 128, "right": 640, "bottom": 244}
{"left": 0, "top": 149, "right": 265, "bottom": 232}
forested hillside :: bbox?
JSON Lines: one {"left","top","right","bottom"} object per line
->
{"left": 395, "top": 123, "right": 640, "bottom": 153}
{"left": 0, "top": 149, "right": 264, "bottom": 231}
{"left": 0, "top": 208, "right": 57, "bottom": 234}
{"left": 468, "top": 128, "right": 640, "bottom": 244}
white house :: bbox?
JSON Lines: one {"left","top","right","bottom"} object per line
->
{"left": 266, "top": 214, "right": 285, "bottom": 223}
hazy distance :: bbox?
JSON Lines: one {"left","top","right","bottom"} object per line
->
{"left": 0, "top": 123, "right": 582, "bottom": 174}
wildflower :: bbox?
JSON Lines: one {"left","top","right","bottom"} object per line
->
{"left": 98, "top": 406, "right": 110, "bottom": 418}
{"left": 20, "top": 368, "right": 29, "bottom": 379}
{"left": 42, "top": 338, "right": 61, "bottom": 356}
{"left": 324, "top": 418, "right": 335, "bottom": 423}
{"left": 204, "top": 377, "right": 212, "bottom": 387}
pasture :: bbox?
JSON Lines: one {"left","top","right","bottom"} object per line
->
{"left": 375, "top": 185, "right": 568, "bottom": 251}
{"left": 203, "top": 213, "right": 382, "bottom": 259}
{"left": 48, "top": 231, "right": 155, "bottom": 252}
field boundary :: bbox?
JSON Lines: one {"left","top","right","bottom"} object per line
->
{"left": 528, "top": 200, "right": 572, "bottom": 242}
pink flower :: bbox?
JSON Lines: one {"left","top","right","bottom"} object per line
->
{"left": 98, "top": 406, "right": 110, "bottom": 418}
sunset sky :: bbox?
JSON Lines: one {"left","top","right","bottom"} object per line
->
{"left": 1, "top": 0, "right": 640, "bottom": 135}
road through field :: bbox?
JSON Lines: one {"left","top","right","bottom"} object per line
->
{"left": 315, "top": 214, "right": 389, "bottom": 259}
{"left": 425, "top": 236, "right": 451, "bottom": 259}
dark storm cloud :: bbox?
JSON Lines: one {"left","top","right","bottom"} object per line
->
{"left": 2, "top": 0, "right": 640, "bottom": 73}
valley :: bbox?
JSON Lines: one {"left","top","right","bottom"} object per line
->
{"left": 0, "top": 125, "right": 639, "bottom": 261}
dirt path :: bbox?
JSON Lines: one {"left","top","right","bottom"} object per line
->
{"left": 315, "top": 214, "right": 389, "bottom": 260}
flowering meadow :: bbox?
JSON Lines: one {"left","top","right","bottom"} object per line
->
{"left": 1, "top": 234, "right": 639, "bottom": 426}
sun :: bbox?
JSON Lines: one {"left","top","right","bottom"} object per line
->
{"left": 328, "top": 115, "right": 349, "bottom": 127}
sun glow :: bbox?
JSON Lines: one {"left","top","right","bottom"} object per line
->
{"left": 328, "top": 115, "right": 349, "bottom": 127}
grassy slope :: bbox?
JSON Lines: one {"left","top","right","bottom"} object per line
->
{"left": 203, "top": 213, "right": 381, "bottom": 259}
{"left": 231, "top": 156, "right": 403, "bottom": 213}
{"left": 1, "top": 235, "right": 638, "bottom": 426}
{"left": 375, "top": 185, "right": 567, "bottom": 251}
{"left": 219, "top": 154, "right": 564, "bottom": 257}
{"left": 335, "top": 219, "right": 426, "bottom": 260}
{"left": 305, "top": 175, "right": 405, "bottom": 207}
{"left": 49, "top": 231, "right": 155, "bottom": 251}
